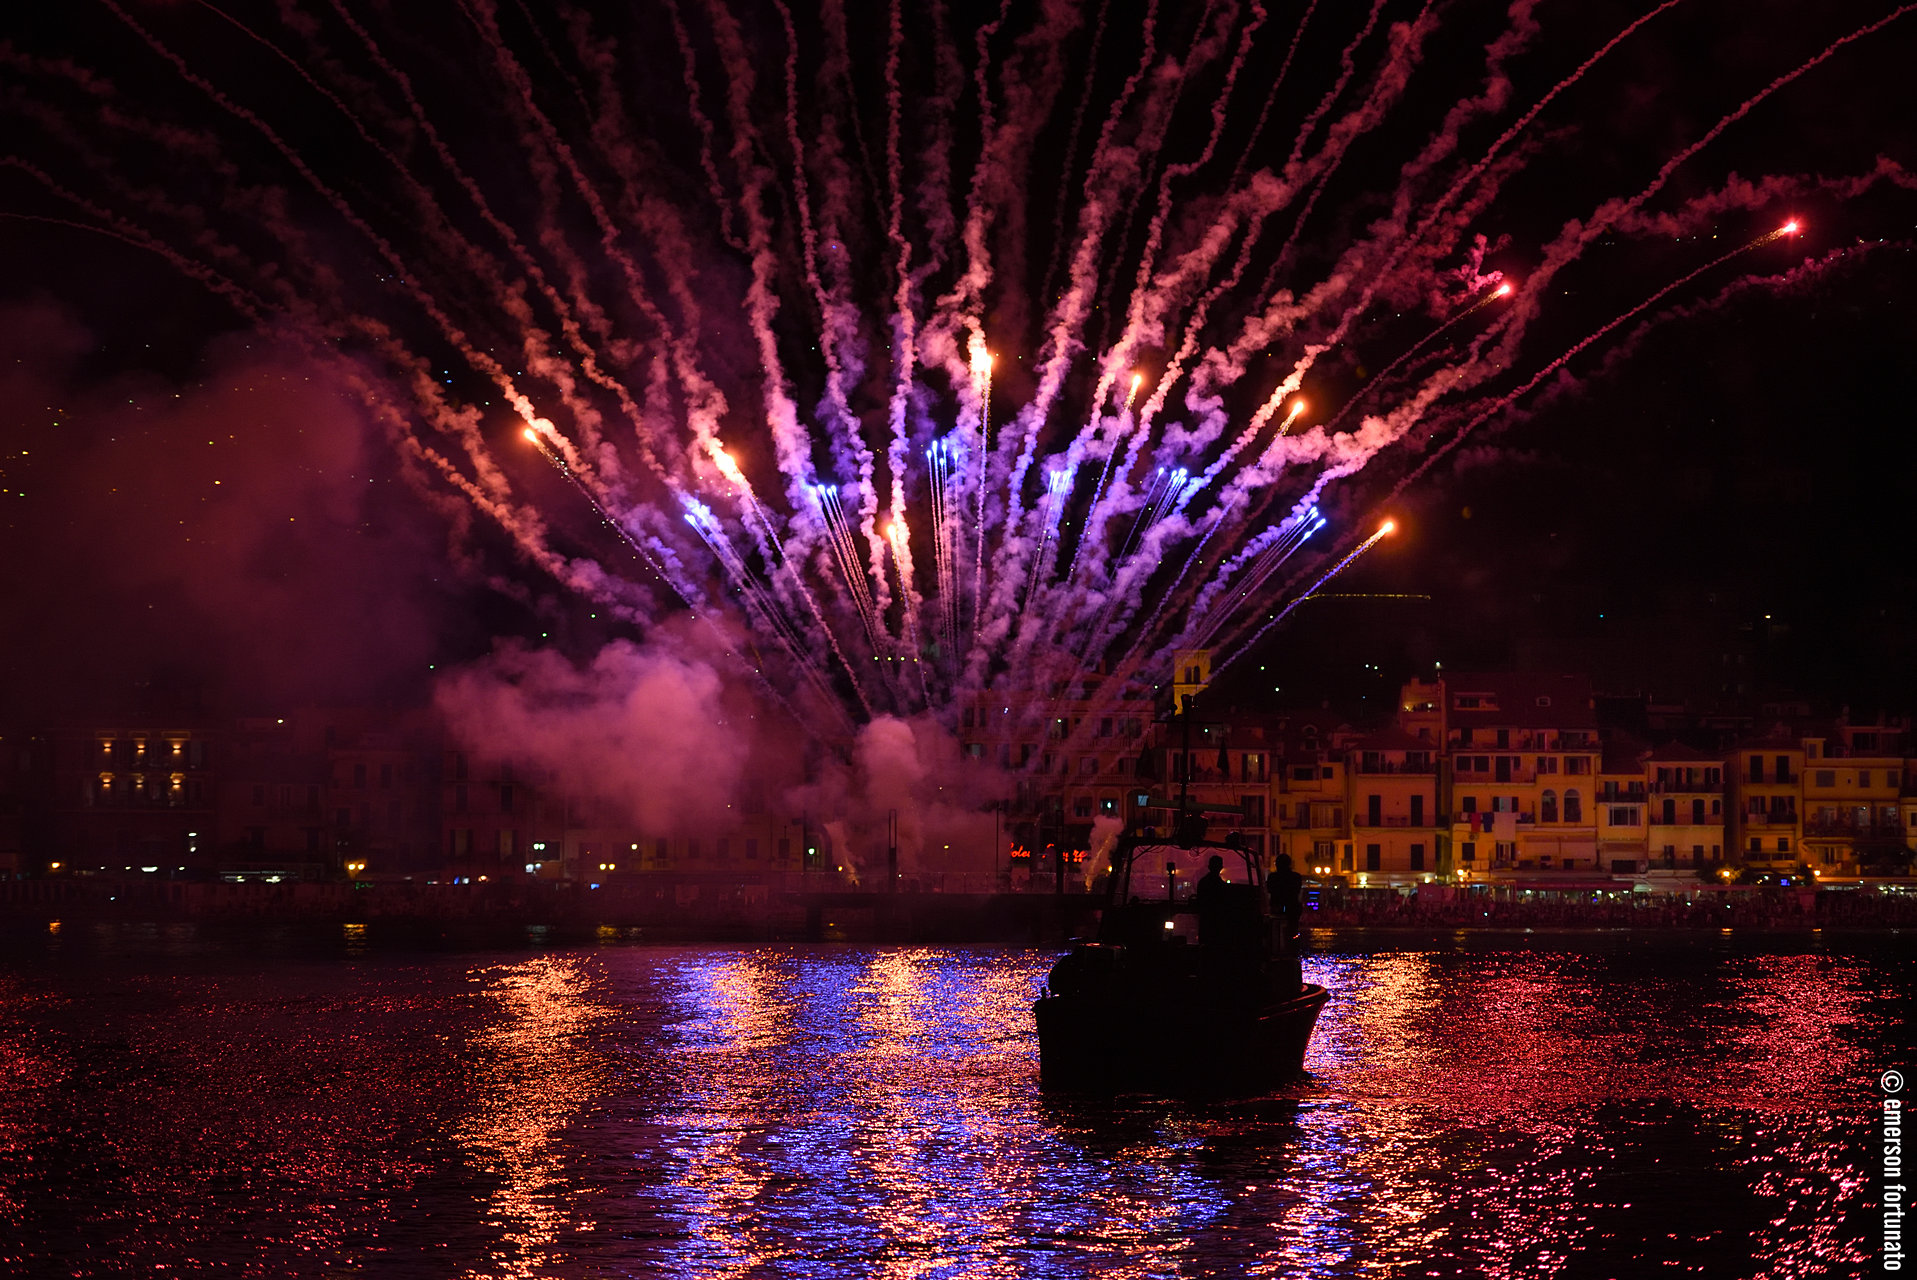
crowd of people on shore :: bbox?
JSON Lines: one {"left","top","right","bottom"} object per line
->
{"left": 1308, "top": 888, "right": 1917, "bottom": 929}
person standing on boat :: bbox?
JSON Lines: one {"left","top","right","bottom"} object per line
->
{"left": 1269, "top": 853, "right": 1304, "bottom": 953}
{"left": 1195, "top": 854, "right": 1229, "bottom": 947}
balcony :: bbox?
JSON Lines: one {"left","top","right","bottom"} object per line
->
{"left": 1352, "top": 760, "right": 1437, "bottom": 775}
{"left": 1803, "top": 818, "right": 1904, "bottom": 838}
{"left": 1353, "top": 814, "right": 1446, "bottom": 828}
{"left": 1743, "top": 811, "right": 1799, "bottom": 827}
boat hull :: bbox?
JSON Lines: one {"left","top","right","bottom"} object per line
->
{"left": 1035, "top": 981, "right": 1328, "bottom": 1094}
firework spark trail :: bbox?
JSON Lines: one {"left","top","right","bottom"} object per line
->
{"left": 1246, "top": 0, "right": 1390, "bottom": 302}
{"left": 197, "top": 0, "right": 674, "bottom": 502}
{"left": 681, "top": 497, "right": 835, "bottom": 701}
{"left": 1213, "top": 6, "right": 1911, "bottom": 579}
{"left": 774, "top": 0, "right": 882, "bottom": 636}
{"left": 1087, "top": 0, "right": 1232, "bottom": 349}
{"left": 1390, "top": 221, "right": 1809, "bottom": 503}
{"left": 1186, "top": 507, "right": 1327, "bottom": 651}
{"left": 11, "top": 0, "right": 1907, "bottom": 752}
{"left": 1058, "top": 0, "right": 1269, "bottom": 592}
{"left": 1205, "top": 520, "right": 1394, "bottom": 679}
{"left": 818, "top": 486, "right": 882, "bottom": 651}
{"left": 5, "top": 67, "right": 566, "bottom": 535}
{"left": 1492, "top": 1, "right": 1917, "bottom": 377}
{"left": 986, "top": 0, "right": 1159, "bottom": 597}
{"left": 478, "top": 0, "right": 830, "bottom": 681}
{"left": 522, "top": 428, "right": 680, "bottom": 593}
{"left": 1038, "top": 0, "right": 1114, "bottom": 309}
{"left": 0, "top": 173, "right": 271, "bottom": 327}
{"left": 1227, "top": 0, "right": 1319, "bottom": 193}
{"left": 1316, "top": 280, "right": 1513, "bottom": 437}
{"left": 1108, "top": 0, "right": 1449, "bottom": 536}
{"left": 694, "top": 0, "right": 827, "bottom": 534}
{"left": 880, "top": 0, "right": 932, "bottom": 695}
{"left": 98, "top": 0, "right": 582, "bottom": 499}
{"left": 1112, "top": 497, "right": 1241, "bottom": 655}
{"left": 1071, "top": 176, "right": 1289, "bottom": 592}
{"left": 449, "top": 0, "right": 738, "bottom": 500}
{"left": 1262, "top": 1, "right": 1442, "bottom": 287}
{"left": 663, "top": 0, "right": 743, "bottom": 254}
{"left": 1186, "top": 0, "right": 1678, "bottom": 523}
{"left": 452, "top": 0, "right": 738, "bottom": 500}
{"left": 970, "top": 343, "right": 994, "bottom": 646}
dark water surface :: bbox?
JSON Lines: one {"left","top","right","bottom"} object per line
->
{"left": 0, "top": 924, "right": 1904, "bottom": 1277}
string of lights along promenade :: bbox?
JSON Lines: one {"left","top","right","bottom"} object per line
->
{"left": 4, "top": 0, "right": 1906, "bottom": 759}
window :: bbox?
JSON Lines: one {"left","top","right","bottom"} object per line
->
{"left": 1541, "top": 790, "right": 1558, "bottom": 824}
{"left": 1293, "top": 766, "right": 1315, "bottom": 782}
{"left": 1241, "top": 795, "right": 1266, "bottom": 825}
{"left": 1461, "top": 841, "right": 1477, "bottom": 862}
{"left": 1776, "top": 837, "right": 1790, "bottom": 853}
{"left": 1815, "top": 770, "right": 1835, "bottom": 787}
{"left": 1858, "top": 770, "right": 1872, "bottom": 788}
{"left": 745, "top": 838, "right": 759, "bottom": 860}
{"left": 1538, "top": 756, "right": 1559, "bottom": 774}
{"left": 1073, "top": 797, "right": 1092, "bottom": 818}
{"left": 500, "top": 785, "right": 514, "bottom": 813}
{"left": 1461, "top": 795, "right": 1477, "bottom": 814}
{"left": 1747, "top": 755, "right": 1764, "bottom": 782}
{"left": 353, "top": 763, "right": 367, "bottom": 788}
{"left": 1564, "top": 790, "right": 1582, "bottom": 823}
{"left": 1608, "top": 806, "right": 1639, "bottom": 826}
{"left": 1365, "top": 844, "right": 1381, "bottom": 872}
{"left": 1410, "top": 843, "right": 1425, "bottom": 871}
{"left": 380, "top": 763, "right": 393, "bottom": 789}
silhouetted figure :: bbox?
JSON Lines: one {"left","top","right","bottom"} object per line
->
{"left": 1195, "top": 854, "right": 1228, "bottom": 947}
{"left": 1269, "top": 853, "right": 1304, "bottom": 953}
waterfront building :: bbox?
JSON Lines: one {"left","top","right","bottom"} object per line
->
{"left": 1272, "top": 710, "right": 1357, "bottom": 875}
{"left": 1346, "top": 726, "right": 1442, "bottom": 880}
{"left": 43, "top": 722, "right": 218, "bottom": 876}
{"left": 1595, "top": 741, "right": 1650, "bottom": 874}
{"left": 1643, "top": 743, "right": 1727, "bottom": 874}
{"left": 219, "top": 714, "right": 334, "bottom": 876}
{"left": 1732, "top": 731, "right": 1806, "bottom": 876}
{"left": 1441, "top": 673, "right": 1602, "bottom": 874}
{"left": 1799, "top": 721, "right": 1906, "bottom": 876}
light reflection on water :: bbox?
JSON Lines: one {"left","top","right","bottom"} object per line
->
{"left": 0, "top": 930, "right": 1901, "bottom": 1277}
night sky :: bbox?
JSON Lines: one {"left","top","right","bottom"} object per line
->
{"left": 2, "top": 0, "right": 1913, "bottom": 727}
